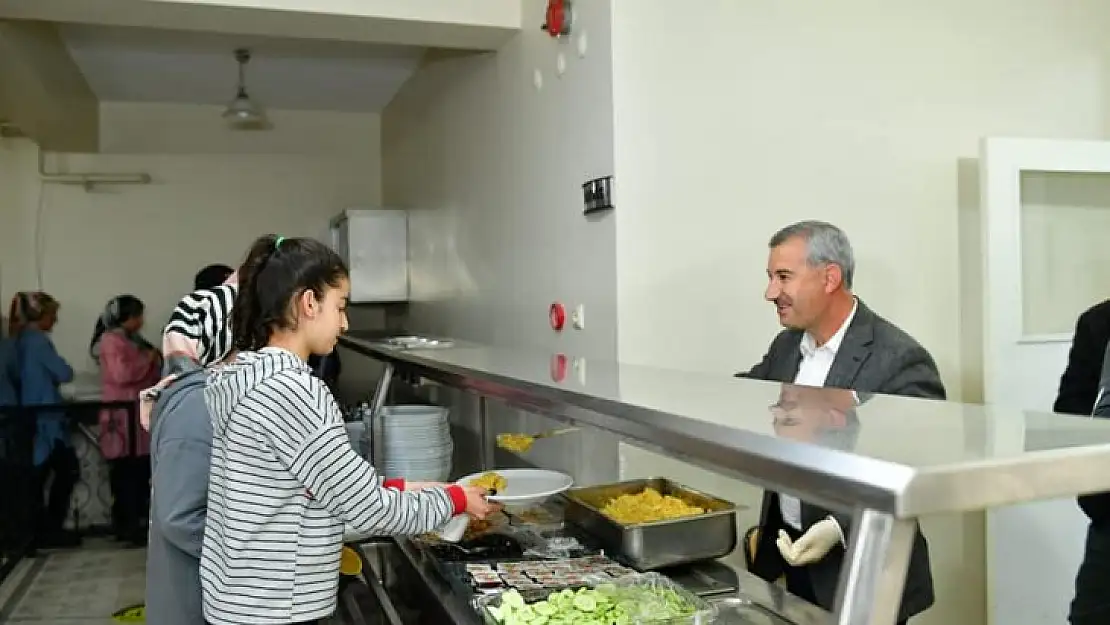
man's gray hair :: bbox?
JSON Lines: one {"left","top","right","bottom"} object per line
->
{"left": 769, "top": 220, "right": 855, "bottom": 289}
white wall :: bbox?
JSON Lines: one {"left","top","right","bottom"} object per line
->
{"left": 609, "top": 0, "right": 1110, "bottom": 391}
{"left": 609, "top": 2, "right": 1110, "bottom": 624}
{"left": 380, "top": 0, "right": 622, "bottom": 486}
{"left": 0, "top": 101, "right": 381, "bottom": 371}
{"left": 382, "top": 7, "right": 617, "bottom": 360}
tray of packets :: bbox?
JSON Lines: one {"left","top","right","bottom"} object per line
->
{"left": 461, "top": 555, "right": 637, "bottom": 601}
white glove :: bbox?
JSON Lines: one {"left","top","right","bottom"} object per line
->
{"left": 776, "top": 518, "right": 843, "bottom": 566}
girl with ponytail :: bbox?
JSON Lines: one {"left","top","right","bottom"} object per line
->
{"left": 202, "top": 234, "right": 498, "bottom": 625}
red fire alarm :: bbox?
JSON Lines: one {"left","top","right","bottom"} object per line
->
{"left": 541, "top": 0, "right": 572, "bottom": 38}
{"left": 550, "top": 302, "right": 566, "bottom": 331}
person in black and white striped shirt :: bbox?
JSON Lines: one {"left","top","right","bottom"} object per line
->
{"left": 201, "top": 235, "right": 499, "bottom": 625}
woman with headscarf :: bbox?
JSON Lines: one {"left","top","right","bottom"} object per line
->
{"left": 161, "top": 271, "right": 237, "bottom": 378}
{"left": 144, "top": 273, "right": 238, "bottom": 625}
{"left": 92, "top": 294, "right": 161, "bottom": 545}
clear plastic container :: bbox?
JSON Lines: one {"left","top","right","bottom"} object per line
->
{"left": 507, "top": 501, "right": 566, "bottom": 535}
{"left": 472, "top": 572, "right": 718, "bottom": 624}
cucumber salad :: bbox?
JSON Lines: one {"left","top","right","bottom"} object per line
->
{"left": 487, "top": 584, "right": 699, "bottom": 625}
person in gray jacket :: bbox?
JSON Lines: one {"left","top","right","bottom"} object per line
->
{"left": 738, "top": 221, "right": 941, "bottom": 624}
{"left": 145, "top": 369, "right": 210, "bottom": 625}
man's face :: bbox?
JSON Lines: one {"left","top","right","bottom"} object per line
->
{"left": 764, "top": 236, "right": 837, "bottom": 331}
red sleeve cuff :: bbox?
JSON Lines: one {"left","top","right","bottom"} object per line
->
{"left": 383, "top": 478, "right": 405, "bottom": 491}
{"left": 445, "top": 485, "right": 467, "bottom": 515}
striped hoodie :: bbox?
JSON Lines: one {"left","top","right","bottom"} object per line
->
{"left": 201, "top": 347, "right": 465, "bottom": 624}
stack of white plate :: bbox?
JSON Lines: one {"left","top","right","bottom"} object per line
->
{"left": 379, "top": 405, "right": 453, "bottom": 481}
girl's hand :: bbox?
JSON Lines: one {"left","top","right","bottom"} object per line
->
{"left": 461, "top": 486, "right": 502, "bottom": 520}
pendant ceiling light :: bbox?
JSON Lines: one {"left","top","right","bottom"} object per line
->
{"left": 222, "top": 48, "right": 271, "bottom": 130}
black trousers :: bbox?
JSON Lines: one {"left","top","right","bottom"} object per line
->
{"left": 0, "top": 411, "right": 36, "bottom": 556}
{"left": 1071, "top": 522, "right": 1110, "bottom": 624}
{"left": 34, "top": 441, "right": 79, "bottom": 536}
{"left": 108, "top": 455, "right": 150, "bottom": 540}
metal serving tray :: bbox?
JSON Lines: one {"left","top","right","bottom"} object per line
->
{"left": 563, "top": 477, "right": 739, "bottom": 571}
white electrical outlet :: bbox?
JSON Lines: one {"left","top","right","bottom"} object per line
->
{"left": 571, "top": 304, "right": 585, "bottom": 330}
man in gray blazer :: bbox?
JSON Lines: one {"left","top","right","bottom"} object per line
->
{"left": 737, "top": 220, "right": 945, "bottom": 625}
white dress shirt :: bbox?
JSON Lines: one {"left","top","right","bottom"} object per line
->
{"left": 779, "top": 300, "right": 858, "bottom": 531}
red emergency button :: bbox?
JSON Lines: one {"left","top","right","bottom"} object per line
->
{"left": 550, "top": 302, "right": 566, "bottom": 331}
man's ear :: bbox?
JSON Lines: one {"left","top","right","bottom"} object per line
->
{"left": 824, "top": 263, "right": 844, "bottom": 293}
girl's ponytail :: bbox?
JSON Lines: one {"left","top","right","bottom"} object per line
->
{"left": 232, "top": 234, "right": 281, "bottom": 352}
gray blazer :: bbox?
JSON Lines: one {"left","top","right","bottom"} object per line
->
{"left": 738, "top": 300, "right": 944, "bottom": 622}
{"left": 146, "top": 369, "right": 211, "bottom": 625}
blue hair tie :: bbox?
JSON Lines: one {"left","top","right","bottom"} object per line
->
{"left": 274, "top": 236, "right": 285, "bottom": 249}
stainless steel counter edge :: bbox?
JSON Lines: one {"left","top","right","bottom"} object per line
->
{"left": 359, "top": 538, "right": 829, "bottom": 625}
{"left": 339, "top": 336, "right": 1110, "bottom": 518}
{"left": 339, "top": 336, "right": 909, "bottom": 515}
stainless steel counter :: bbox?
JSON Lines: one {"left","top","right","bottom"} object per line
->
{"left": 340, "top": 335, "right": 1110, "bottom": 625}
{"left": 338, "top": 335, "right": 1110, "bottom": 519}
{"left": 356, "top": 538, "right": 822, "bottom": 625}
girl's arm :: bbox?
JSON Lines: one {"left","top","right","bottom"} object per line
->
{"left": 256, "top": 373, "right": 466, "bottom": 536}
{"left": 101, "top": 333, "right": 159, "bottom": 387}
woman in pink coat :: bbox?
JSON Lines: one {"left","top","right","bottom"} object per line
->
{"left": 91, "top": 294, "right": 161, "bottom": 546}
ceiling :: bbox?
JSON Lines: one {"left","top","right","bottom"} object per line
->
{"left": 59, "top": 23, "right": 426, "bottom": 113}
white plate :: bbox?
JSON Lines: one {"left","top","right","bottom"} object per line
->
{"left": 388, "top": 451, "right": 451, "bottom": 458}
{"left": 379, "top": 406, "right": 448, "bottom": 420}
{"left": 383, "top": 440, "right": 453, "bottom": 450}
{"left": 456, "top": 469, "right": 573, "bottom": 507}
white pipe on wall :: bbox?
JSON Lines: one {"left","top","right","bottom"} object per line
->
{"left": 37, "top": 148, "right": 152, "bottom": 189}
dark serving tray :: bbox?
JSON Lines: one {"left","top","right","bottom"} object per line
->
{"left": 424, "top": 533, "right": 526, "bottom": 563}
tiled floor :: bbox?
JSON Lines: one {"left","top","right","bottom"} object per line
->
{"left": 0, "top": 538, "right": 145, "bottom": 624}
